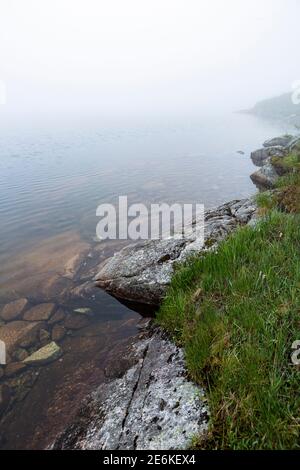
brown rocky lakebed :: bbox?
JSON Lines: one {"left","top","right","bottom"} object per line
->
{"left": 0, "top": 231, "right": 142, "bottom": 449}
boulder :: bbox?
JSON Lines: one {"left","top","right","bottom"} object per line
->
{"left": 4, "top": 362, "right": 27, "bottom": 377}
{"left": 263, "top": 135, "right": 294, "bottom": 148}
{"left": 47, "top": 308, "right": 65, "bottom": 325}
{"left": 250, "top": 163, "right": 279, "bottom": 190}
{"left": 13, "top": 348, "right": 28, "bottom": 362}
{"left": 23, "top": 303, "right": 56, "bottom": 322}
{"left": 39, "top": 328, "right": 51, "bottom": 345}
{"left": 51, "top": 325, "right": 66, "bottom": 342}
{"left": 95, "top": 199, "right": 257, "bottom": 306}
{"left": 23, "top": 342, "right": 62, "bottom": 366}
{"left": 251, "top": 146, "right": 288, "bottom": 167}
{"left": 0, "top": 321, "right": 42, "bottom": 356}
{"left": 53, "top": 329, "right": 208, "bottom": 450}
{"left": 0, "top": 298, "right": 29, "bottom": 322}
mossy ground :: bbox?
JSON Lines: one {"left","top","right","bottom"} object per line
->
{"left": 156, "top": 153, "right": 300, "bottom": 450}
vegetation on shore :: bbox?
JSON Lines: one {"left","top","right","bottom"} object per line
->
{"left": 157, "top": 152, "right": 300, "bottom": 449}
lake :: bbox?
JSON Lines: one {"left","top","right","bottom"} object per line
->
{"left": 0, "top": 111, "right": 293, "bottom": 448}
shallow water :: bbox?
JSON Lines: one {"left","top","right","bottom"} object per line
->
{"left": 0, "top": 112, "right": 293, "bottom": 448}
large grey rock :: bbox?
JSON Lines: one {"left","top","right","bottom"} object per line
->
{"left": 95, "top": 199, "right": 257, "bottom": 305}
{"left": 251, "top": 146, "right": 288, "bottom": 167}
{"left": 263, "top": 135, "right": 294, "bottom": 148}
{"left": 53, "top": 329, "right": 208, "bottom": 450}
{"left": 250, "top": 163, "right": 279, "bottom": 190}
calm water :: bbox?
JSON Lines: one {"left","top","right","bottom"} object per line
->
{"left": 0, "top": 113, "right": 292, "bottom": 267}
{"left": 0, "top": 112, "right": 293, "bottom": 448}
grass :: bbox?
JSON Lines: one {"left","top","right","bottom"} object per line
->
{"left": 156, "top": 156, "right": 300, "bottom": 450}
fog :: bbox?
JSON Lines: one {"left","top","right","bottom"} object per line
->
{"left": 1, "top": 0, "right": 300, "bottom": 119}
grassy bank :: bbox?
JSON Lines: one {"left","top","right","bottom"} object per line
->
{"left": 157, "top": 156, "right": 300, "bottom": 449}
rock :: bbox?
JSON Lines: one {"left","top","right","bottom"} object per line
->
{"left": 0, "top": 321, "right": 43, "bottom": 356}
{"left": 251, "top": 146, "right": 288, "bottom": 167}
{"left": 73, "top": 308, "right": 92, "bottom": 316}
{"left": 52, "top": 325, "right": 66, "bottom": 342}
{"left": 13, "top": 348, "right": 28, "bottom": 362}
{"left": 7, "top": 369, "right": 40, "bottom": 403}
{"left": 53, "top": 329, "right": 208, "bottom": 450}
{"left": 5, "top": 362, "right": 27, "bottom": 377}
{"left": 0, "top": 384, "right": 12, "bottom": 417}
{"left": 288, "top": 136, "right": 300, "bottom": 152}
{"left": 263, "top": 135, "right": 293, "bottom": 148}
{"left": 250, "top": 163, "right": 279, "bottom": 190}
{"left": 39, "top": 328, "right": 51, "bottom": 345}
{"left": 95, "top": 199, "right": 257, "bottom": 306}
{"left": 23, "top": 342, "right": 62, "bottom": 366}
{"left": 47, "top": 308, "right": 65, "bottom": 325}
{"left": 23, "top": 303, "right": 56, "bottom": 322}
{"left": 0, "top": 298, "right": 29, "bottom": 322}
{"left": 64, "top": 314, "right": 89, "bottom": 330}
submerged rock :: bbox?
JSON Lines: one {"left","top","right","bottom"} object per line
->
{"left": 47, "top": 308, "right": 65, "bottom": 325}
{"left": 95, "top": 199, "right": 257, "bottom": 306}
{"left": 64, "top": 314, "right": 89, "bottom": 330}
{"left": 0, "top": 321, "right": 43, "bottom": 356}
{"left": 51, "top": 325, "right": 66, "bottom": 342}
{"left": 4, "top": 362, "right": 27, "bottom": 378}
{"left": 73, "top": 308, "right": 92, "bottom": 316}
{"left": 0, "top": 298, "right": 29, "bottom": 322}
{"left": 23, "top": 303, "right": 56, "bottom": 322}
{"left": 24, "top": 342, "right": 62, "bottom": 366}
{"left": 53, "top": 329, "right": 208, "bottom": 450}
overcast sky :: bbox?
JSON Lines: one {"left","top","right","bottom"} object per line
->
{"left": 0, "top": 0, "right": 299, "bottom": 118}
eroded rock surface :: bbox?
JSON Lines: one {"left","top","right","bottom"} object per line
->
{"left": 95, "top": 198, "right": 257, "bottom": 305}
{"left": 53, "top": 329, "right": 208, "bottom": 450}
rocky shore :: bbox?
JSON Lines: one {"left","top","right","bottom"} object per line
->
{"left": 95, "top": 199, "right": 258, "bottom": 306}
{"left": 250, "top": 134, "right": 300, "bottom": 190}
{"left": 1, "top": 133, "right": 298, "bottom": 450}
{"left": 53, "top": 325, "right": 209, "bottom": 450}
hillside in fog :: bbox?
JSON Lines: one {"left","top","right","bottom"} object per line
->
{"left": 246, "top": 92, "right": 300, "bottom": 127}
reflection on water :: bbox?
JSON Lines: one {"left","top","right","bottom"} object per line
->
{"left": 0, "top": 113, "right": 293, "bottom": 448}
